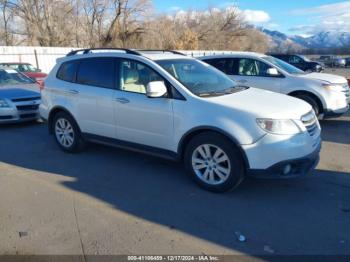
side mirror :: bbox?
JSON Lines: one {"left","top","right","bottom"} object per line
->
{"left": 267, "top": 68, "right": 280, "bottom": 76}
{"left": 146, "top": 81, "right": 167, "bottom": 98}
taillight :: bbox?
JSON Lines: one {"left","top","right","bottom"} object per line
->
{"left": 38, "top": 80, "right": 45, "bottom": 91}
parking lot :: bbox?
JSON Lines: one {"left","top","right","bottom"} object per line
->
{"left": 0, "top": 111, "right": 349, "bottom": 257}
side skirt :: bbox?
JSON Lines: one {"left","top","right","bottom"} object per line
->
{"left": 82, "top": 133, "right": 180, "bottom": 161}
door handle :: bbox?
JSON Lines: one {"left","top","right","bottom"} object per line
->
{"left": 115, "top": 98, "right": 130, "bottom": 104}
{"left": 237, "top": 79, "right": 248, "bottom": 84}
{"left": 67, "top": 89, "right": 79, "bottom": 95}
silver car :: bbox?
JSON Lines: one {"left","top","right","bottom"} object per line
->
{"left": 0, "top": 68, "right": 41, "bottom": 123}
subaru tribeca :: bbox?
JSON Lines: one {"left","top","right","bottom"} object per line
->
{"left": 40, "top": 49, "right": 321, "bottom": 192}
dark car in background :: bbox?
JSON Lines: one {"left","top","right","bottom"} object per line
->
{"left": 270, "top": 54, "right": 324, "bottom": 72}
{"left": 0, "top": 62, "right": 47, "bottom": 83}
{"left": 0, "top": 68, "right": 41, "bottom": 123}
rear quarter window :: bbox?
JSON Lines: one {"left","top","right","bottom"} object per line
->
{"left": 76, "top": 58, "right": 115, "bottom": 89}
{"left": 57, "top": 60, "right": 79, "bottom": 82}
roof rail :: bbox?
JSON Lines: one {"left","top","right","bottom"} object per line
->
{"left": 66, "top": 48, "right": 141, "bottom": 56}
{"left": 135, "top": 49, "right": 186, "bottom": 56}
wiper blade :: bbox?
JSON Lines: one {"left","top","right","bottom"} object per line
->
{"left": 198, "top": 92, "right": 225, "bottom": 97}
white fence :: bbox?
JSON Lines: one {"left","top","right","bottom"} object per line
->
{"left": 0, "top": 46, "right": 242, "bottom": 73}
{"left": 0, "top": 46, "right": 76, "bottom": 74}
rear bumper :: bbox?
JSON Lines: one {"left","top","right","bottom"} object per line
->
{"left": 248, "top": 141, "right": 321, "bottom": 179}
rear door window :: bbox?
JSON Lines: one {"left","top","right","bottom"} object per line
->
{"left": 289, "top": 56, "right": 302, "bottom": 64}
{"left": 76, "top": 58, "right": 115, "bottom": 89}
{"left": 204, "top": 58, "right": 228, "bottom": 74}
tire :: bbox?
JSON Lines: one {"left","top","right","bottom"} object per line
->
{"left": 184, "top": 132, "right": 245, "bottom": 193}
{"left": 52, "top": 112, "right": 85, "bottom": 153}
{"left": 294, "top": 94, "right": 321, "bottom": 117}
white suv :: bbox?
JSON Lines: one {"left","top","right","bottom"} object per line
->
{"left": 40, "top": 49, "right": 321, "bottom": 192}
{"left": 199, "top": 52, "right": 350, "bottom": 118}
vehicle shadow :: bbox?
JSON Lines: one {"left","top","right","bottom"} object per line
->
{"left": 320, "top": 118, "right": 350, "bottom": 145}
{"left": 1, "top": 122, "right": 350, "bottom": 255}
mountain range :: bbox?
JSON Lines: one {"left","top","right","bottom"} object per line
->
{"left": 260, "top": 28, "right": 350, "bottom": 52}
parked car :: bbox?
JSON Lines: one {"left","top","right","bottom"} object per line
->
{"left": 319, "top": 55, "right": 346, "bottom": 67}
{"left": 199, "top": 52, "right": 349, "bottom": 118}
{"left": 0, "top": 68, "right": 41, "bottom": 123}
{"left": 40, "top": 48, "right": 321, "bottom": 192}
{"left": 0, "top": 62, "right": 47, "bottom": 83}
{"left": 270, "top": 54, "right": 324, "bottom": 72}
{"left": 345, "top": 57, "right": 350, "bottom": 67}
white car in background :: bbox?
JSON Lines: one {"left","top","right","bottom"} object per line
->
{"left": 40, "top": 49, "right": 321, "bottom": 192}
{"left": 199, "top": 52, "right": 350, "bottom": 119}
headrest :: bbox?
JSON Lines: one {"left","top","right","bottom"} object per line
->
{"left": 124, "top": 69, "right": 139, "bottom": 84}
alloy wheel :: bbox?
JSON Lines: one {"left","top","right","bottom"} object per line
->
{"left": 191, "top": 144, "right": 231, "bottom": 185}
{"left": 55, "top": 118, "right": 75, "bottom": 148}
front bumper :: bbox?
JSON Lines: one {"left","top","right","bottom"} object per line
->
{"left": 0, "top": 107, "right": 40, "bottom": 124}
{"left": 324, "top": 104, "right": 349, "bottom": 118}
{"left": 247, "top": 141, "right": 321, "bottom": 178}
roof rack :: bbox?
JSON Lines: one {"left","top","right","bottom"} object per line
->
{"left": 66, "top": 48, "right": 141, "bottom": 56}
{"left": 135, "top": 49, "right": 186, "bottom": 56}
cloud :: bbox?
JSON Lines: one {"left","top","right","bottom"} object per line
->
{"left": 168, "top": 2, "right": 272, "bottom": 28}
{"left": 265, "top": 23, "right": 279, "bottom": 29}
{"left": 240, "top": 9, "right": 270, "bottom": 23}
{"left": 291, "top": 1, "right": 350, "bottom": 16}
{"left": 289, "top": 1, "right": 350, "bottom": 33}
{"left": 168, "top": 6, "right": 181, "bottom": 12}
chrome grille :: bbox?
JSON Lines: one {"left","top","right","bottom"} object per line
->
{"left": 16, "top": 104, "right": 39, "bottom": 111}
{"left": 301, "top": 111, "right": 319, "bottom": 137}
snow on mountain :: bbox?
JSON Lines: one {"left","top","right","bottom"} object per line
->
{"left": 259, "top": 28, "right": 350, "bottom": 51}
{"left": 291, "top": 31, "right": 350, "bottom": 49}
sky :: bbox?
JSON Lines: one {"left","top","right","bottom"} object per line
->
{"left": 152, "top": 0, "right": 350, "bottom": 36}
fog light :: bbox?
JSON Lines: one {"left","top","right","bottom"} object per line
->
{"left": 283, "top": 164, "right": 292, "bottom": 175}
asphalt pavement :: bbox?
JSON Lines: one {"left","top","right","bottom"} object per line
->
{"left": 0, "top": 112, "right": 349, "bottom": 258}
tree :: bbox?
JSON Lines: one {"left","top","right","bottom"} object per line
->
{"left": 0, "top": 0, "right": 15, "bottom": 45}
{"left": 0, "top": 1, "right": 270, "bottom": 53}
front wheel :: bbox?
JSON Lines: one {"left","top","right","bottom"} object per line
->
{"left": 184, "top": 132, "right": 245, "bottom": 192}
{"left": 294, "top": 94, "right": 321, "bottom": 117}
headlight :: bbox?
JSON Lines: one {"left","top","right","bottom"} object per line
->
{"left": 256, "top": 119, "right": 301, "bottom": 135}
{"left": 0, "top": 99, "right": 10, "bottom": 108}
{"left": 323, "top": 84, "right": 344, "bottom": 92}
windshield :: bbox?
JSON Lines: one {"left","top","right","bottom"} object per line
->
{"left": 156, "top": 59, "right": 241, "bottom": 97}
{"left": 263, "top": 56, "right": 305, "bottom": 75}
{"left": 299, "top": 55, "right": 310, "bottom": 62}
{"left": 0, "top": 69, "right": 35, "bottom": 85}
{"left": 7, "top": 63, "right": 39, "bottom": 72}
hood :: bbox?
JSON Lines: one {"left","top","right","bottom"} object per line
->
{"left": 0, "top": 83, "right": 40, "bottom": 92}
{"left": 310, "top": 61, "right": 322, "bottom": 67}
{"left": 299, "top": 72, "right": 347, "bottom": 84}
{"left": 0, "top": 88, "right": 40, "bottom": 100}
{"left": 207, "top": 87, "right": 311, "bottom": 120}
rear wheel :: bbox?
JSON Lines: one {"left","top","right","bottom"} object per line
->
{"left": 184, "top": 132, "right": 245, "bottom": 192}
{"left": 53, "top": 112, "right": 85, "bottom": 153}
